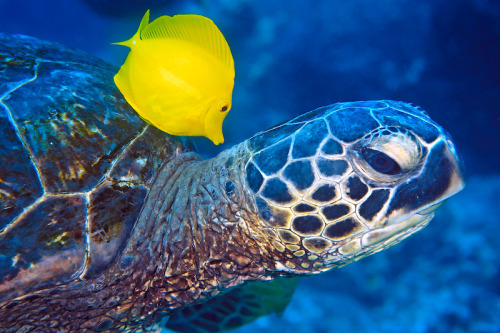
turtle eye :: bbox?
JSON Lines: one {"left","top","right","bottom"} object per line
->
{"left": 348, "top": 127, "right": 423, "bottom": 183}
{"left": 361, "top": 148, "right": 402, "bottom": 175}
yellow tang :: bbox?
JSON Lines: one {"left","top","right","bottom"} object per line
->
{"left": 113, "top": 10, "right": 235, "bottom": 145}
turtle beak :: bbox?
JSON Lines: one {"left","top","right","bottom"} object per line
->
{"left": 443, "top": 140, "right": 465, "bottom": 195}
{"left": 356, "top": 141, "right": 465, "bottom": 252}
{"left": 444, "top": 136, "right": 465, "bottom": 195}
{"left": 381, "top": 138, "right": 465, "bottom": 228}
{"left": 432, "top": 135, "right": 466, "bottom": 202}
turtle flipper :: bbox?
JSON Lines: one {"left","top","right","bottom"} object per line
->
{"left": 165, "top": 277, "right": 301, "bottom": 332}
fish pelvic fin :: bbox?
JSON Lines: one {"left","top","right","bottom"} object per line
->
{"left": 112, "top": 9, "right": 151, "bottom": 48}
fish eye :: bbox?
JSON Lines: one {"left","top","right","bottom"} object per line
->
{"left": 220, "top": 105, "right": 229, "bottom": 112}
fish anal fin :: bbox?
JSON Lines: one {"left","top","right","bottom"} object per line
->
{"left": 141, "top": 14, "right": 234, "bottom": 76}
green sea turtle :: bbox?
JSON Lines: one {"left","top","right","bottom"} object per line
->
{"left": 0, "top": 33, "right": 464, "bottom": 332}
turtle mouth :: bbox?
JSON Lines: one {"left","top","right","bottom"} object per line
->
{"left": 415, "top": 202, "right": 444, "bottom": 216}
{"left": 336, "top": 199, "right": 452, "bottom": 263}
{"left": 337, "top": 208, "right": 437, "bottom": 260}
{"left": 360, "top": 201, "right": 444, "bottom": 248}
{"left": 382, "top": 201, "right": 443, "bottom": 227}
{"left": 360, "top": 212, "right": 434, "bottom": 249}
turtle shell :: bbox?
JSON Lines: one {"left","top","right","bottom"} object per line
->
{"left": 0, "top": 33, "right": 189, "bottom": 301}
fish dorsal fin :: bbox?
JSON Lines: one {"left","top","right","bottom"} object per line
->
{"left": 141, "top": 14, "right": 234, "bottom": 75}
{"left": 165, "top": 277, "right": 301, "bottom": 332}
{"left": 112, "top": 10, "right": 150, "bottom": 48}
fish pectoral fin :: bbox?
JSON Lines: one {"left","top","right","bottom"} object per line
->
{"left": 112, "top": 9, "right": 150, "bottom": 48}
{"left": 140, "top": 14, "right": 234, "bottom": 75}
{"left": 113, "top": 63, "right": 136, "bottom": 105}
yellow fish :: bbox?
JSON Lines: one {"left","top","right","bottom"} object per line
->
{"left": 113, "top": 10, "right": 235, "bottom": 145}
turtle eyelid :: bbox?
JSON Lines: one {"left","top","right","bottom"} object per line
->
{"left": 360, "top": 148, "right": 402, "bottom": 175}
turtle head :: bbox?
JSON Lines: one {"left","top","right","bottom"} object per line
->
{"left": 244, "top": 100, "right": 464, "bottom": 273}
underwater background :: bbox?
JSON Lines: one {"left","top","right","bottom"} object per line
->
{"left": 1, "top": 0, "right": 499, "bottom": 332}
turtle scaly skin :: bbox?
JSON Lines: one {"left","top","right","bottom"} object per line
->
{"left": 0, "top": 34, "right": 464, "bottom": 332}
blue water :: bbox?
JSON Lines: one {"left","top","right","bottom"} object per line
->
{"left": 1, "top": 0, "right": 499, "bottom": 332}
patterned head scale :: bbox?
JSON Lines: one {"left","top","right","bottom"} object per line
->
{"left": 244, "top": 100, "right": 464, "bottom": 272}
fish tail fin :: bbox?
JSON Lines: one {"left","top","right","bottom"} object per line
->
{"left": 112, "top": 9, "right": 150, "bottom": 48}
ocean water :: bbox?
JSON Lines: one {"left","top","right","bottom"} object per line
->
{"left": 0, "top": 0, "right": 499, "bottom": 332}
